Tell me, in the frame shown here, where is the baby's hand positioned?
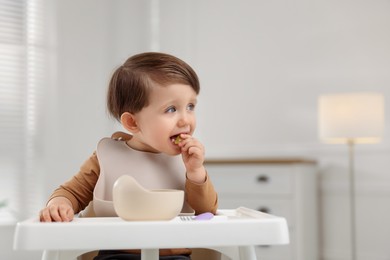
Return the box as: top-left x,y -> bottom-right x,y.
39,197 -> 74,222
175,134 -> 206,183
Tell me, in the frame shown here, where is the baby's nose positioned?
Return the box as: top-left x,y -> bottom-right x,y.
177,113 -> 190,127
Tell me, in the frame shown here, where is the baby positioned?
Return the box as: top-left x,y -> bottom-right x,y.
39,52 -> 218,260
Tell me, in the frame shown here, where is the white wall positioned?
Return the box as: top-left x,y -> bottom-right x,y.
5,1 -> 390,259
159,3 -> 390,258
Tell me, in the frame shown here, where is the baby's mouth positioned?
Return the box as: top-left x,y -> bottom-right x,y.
170,134 -> 182,145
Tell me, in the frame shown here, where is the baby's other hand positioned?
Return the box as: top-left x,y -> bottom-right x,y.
39,197 -> 74,222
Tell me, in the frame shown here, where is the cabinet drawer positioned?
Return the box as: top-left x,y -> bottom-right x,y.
217,197 -> 294,227
207,165 -> 293,195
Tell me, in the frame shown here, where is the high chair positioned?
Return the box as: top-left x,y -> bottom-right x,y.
14,207 -> 289,260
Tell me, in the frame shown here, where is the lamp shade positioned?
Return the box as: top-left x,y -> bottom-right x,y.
318,93 -> 384,144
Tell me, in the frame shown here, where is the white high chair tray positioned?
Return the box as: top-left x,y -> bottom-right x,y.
13,207 -> 289,260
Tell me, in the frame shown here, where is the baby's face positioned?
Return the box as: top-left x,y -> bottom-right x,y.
128,83 -> 197,155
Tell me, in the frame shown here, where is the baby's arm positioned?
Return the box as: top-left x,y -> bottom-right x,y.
185,174 -> 218,214
40,197 -> 74,222
39,152 -> 100,222
175,134 -> 218,214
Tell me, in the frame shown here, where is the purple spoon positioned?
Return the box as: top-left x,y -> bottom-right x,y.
194,212 -> 214,220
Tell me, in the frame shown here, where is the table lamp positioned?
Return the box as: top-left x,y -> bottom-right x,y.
318,92 -> 385,260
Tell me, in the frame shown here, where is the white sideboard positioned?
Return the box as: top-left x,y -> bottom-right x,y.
205,158 -> 318,260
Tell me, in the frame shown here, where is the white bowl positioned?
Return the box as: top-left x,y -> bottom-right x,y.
113,175 -> 184,221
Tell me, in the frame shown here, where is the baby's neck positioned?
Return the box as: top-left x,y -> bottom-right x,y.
125,138 -> 160,154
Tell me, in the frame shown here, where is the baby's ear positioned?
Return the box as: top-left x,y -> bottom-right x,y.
120,112 -> 139,133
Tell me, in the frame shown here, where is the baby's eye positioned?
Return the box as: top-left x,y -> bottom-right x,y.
187,103 -> 195,111
166,106 -> 176,113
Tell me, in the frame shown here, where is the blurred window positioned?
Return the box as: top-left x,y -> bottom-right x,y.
0,0 -> 50,221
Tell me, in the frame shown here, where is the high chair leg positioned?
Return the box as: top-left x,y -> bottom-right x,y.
141,249 -> 159,260
238,246 -> 257,260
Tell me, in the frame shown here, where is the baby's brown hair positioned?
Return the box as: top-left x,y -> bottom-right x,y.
107,52 -> 200,121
